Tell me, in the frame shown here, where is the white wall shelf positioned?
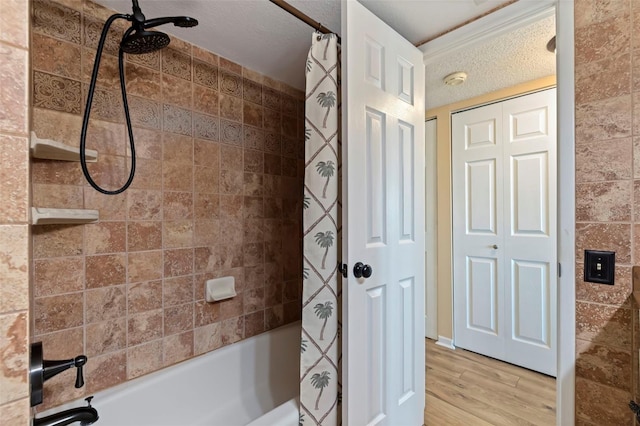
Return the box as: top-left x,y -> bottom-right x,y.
30,132 -> 97,162
31,207 -> 99,225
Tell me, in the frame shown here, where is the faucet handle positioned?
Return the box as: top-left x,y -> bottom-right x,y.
85,396 -> 94,407
74,355 -> 87,388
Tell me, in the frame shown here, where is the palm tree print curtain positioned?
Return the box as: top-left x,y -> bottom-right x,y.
300,32 -> 341,426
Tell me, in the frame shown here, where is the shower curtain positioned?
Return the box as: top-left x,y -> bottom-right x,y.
300,32 -> 341,426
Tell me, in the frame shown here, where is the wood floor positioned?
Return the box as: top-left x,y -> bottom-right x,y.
424,339 -> 556,426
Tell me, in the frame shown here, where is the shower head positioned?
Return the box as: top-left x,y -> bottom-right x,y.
121,1 -> 198,54
121,29 -> 170,54
80,1 -> 199,195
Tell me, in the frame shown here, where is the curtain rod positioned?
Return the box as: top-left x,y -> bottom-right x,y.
268,0 -> 342,44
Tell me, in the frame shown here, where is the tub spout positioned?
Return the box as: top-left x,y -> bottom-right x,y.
34,397 -> 99,426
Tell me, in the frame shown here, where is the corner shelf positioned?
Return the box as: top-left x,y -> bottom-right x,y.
31,207 -> 99,225
30,132 -> 98,162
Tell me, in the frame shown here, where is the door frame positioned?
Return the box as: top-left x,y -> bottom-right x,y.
425,119 -> 438,340
420,1 -> 575,425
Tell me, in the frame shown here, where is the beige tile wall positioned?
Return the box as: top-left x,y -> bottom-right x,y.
30,0 -> 303,410
574,0 -> 639,424
0,0 -> 31,423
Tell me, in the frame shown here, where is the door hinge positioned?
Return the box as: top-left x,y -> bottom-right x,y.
558,262 -> 561,278
338,263 -> 348,278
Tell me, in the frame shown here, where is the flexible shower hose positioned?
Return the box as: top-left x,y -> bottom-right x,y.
80,13 -> 137,195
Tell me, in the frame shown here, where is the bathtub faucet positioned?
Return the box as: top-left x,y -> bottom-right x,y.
32,407 -> 99,426
33,396 -> 99,426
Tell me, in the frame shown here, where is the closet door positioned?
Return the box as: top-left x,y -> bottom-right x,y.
502,89 -> 556,376
452,89 -> 557,376
452,102 -> 506,361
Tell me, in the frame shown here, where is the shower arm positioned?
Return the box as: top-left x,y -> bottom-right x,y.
142,17 -> 187,28
80,13 -> 138,195
131,0 -> 145,23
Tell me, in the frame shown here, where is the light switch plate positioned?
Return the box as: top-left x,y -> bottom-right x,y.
584,250 -> 615,285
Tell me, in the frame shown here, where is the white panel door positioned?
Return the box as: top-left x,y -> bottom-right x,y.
452,103 -> 505,359
452,89 -> 557,376
503,90 -> 557,376
343,1 -> 425,425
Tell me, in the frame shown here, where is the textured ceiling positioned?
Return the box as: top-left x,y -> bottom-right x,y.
425,14 -> 556,110
95,1 -> 555,108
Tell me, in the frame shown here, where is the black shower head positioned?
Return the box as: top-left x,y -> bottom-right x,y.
79,2 -> 199,195
121,29 -> 170,54
122,1 -> 198,54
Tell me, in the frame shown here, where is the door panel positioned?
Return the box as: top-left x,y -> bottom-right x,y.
467,256 -> 498,335
366,285 -> 386,424
466,119 -> 497,149
397,57 -> 414,104
343,1 -> 425,424
508,106 -> 549,142
511,152 -> 548,235
399,121 -> 415,242
453,89 -> 556,376
365,108 -> 387,245
466,159 -> 497,234
511,260 -> 550,346
399,276 -> 415,404
365,37 -> 384,89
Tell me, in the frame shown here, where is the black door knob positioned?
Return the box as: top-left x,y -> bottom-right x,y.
353,262 -> 373,279
362,264 -> 373,278
353,262 -> 364,278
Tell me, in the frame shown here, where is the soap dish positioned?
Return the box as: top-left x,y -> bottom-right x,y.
205,276 -> 236,302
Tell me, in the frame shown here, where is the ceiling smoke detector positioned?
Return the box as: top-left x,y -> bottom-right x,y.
443,71 -> 467,86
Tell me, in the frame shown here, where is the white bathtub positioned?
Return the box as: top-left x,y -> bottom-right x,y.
40,322 -> 300,426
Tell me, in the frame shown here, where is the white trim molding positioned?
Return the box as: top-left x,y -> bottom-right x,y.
420,0 -> 556,65
435,336 -> 455,350
555,1 -> 575,424
425,118 -> 438,340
